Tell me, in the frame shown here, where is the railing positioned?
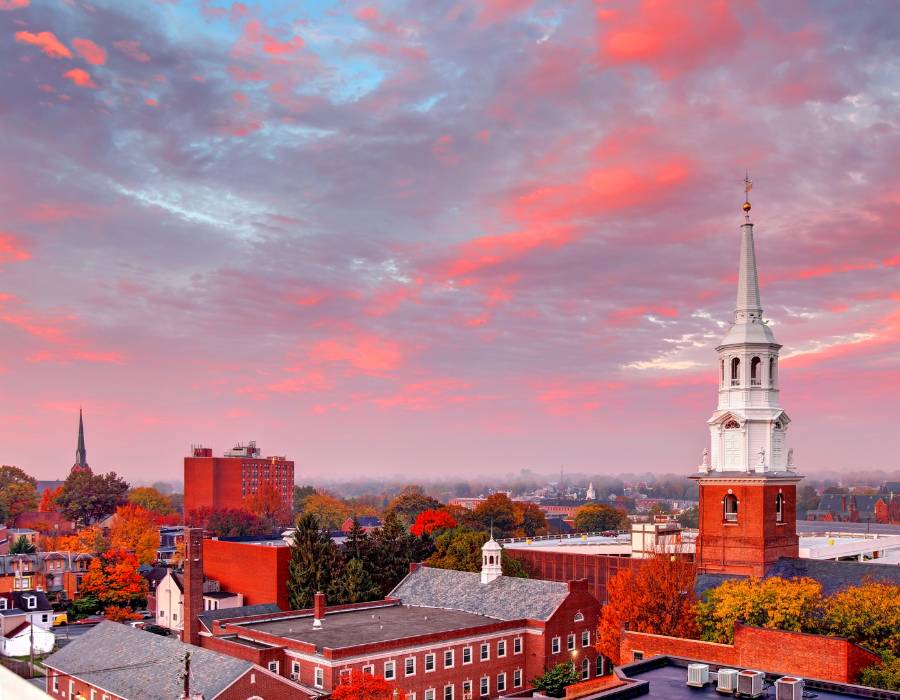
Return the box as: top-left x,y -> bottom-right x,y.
730,379 -> 740,386
724,512 -> 738,523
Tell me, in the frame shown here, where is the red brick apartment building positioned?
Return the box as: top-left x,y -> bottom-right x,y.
184,440 -> 294,515
203,538 -> 292,609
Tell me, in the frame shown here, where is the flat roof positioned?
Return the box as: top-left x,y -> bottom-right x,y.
239,604 -> 505,650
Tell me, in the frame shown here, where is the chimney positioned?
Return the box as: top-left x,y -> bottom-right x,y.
181,528 -> 203,646
567,579 -> 588,594
313,591 -> 325,629
409,562 -> 422,574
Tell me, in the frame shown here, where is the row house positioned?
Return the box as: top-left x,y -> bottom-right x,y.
0,551 -> 94,601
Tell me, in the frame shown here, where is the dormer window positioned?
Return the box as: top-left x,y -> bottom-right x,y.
730,357 -> 741,386
24,595 -> 37,609
0,599 -> 7,610
750,357 -> 761,386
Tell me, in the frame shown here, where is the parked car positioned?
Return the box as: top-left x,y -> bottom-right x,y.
134,609 -> 153,620
72,615 -> 105,625
53,612 -> 69,626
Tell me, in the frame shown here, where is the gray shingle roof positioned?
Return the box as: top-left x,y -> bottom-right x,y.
390,566 -> 569,621
766,557 -> 900,596
43,621 -> 253,700
199,603 -> 281,632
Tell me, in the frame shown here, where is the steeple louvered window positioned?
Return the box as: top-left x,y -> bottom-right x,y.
730,357 -> 741,386
750,357 -> 762,386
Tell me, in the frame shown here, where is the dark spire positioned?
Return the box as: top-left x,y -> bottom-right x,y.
73,408 -> 89,471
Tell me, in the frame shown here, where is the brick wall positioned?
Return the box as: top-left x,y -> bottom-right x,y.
504,550 -> 641,604
46,669 -> 125,700
203,539 -> 290,609
221,667 -> 314,700
620,622 -> 880,683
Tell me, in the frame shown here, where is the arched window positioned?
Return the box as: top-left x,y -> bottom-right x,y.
724,419 -> 740,430
724,494 -> 738,522
750,357 -> 762,386
775,494 -> 784,523
730,357 -> 741,386
581,657 -> 590,680
769,357 -> 776,386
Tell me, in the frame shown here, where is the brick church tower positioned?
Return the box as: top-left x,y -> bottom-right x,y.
691,186 -> 802,577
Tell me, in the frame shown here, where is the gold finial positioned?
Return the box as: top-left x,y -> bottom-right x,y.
743,171 -> 753,214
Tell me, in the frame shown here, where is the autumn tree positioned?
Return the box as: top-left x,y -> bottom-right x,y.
331,671 -> 394,700
80,549 -> 147,608
303,492 -> 352,531
822,581 -> 900,657
411,509 -> 457,537
293,484 -> 317,514
860,654 -> 900,691
472,493 -> 518,537
385,485 -> 441,524
56,525 -> 110,554
104,605 -> 142,623
243,481 -> 292,527
515,501 -> 549,537
128,487 -> 175,516
428,528 -> 528,577
57,470 -> 129,526
0,465 -> 38,522
696,577 -> 824,644
38,486 -> 63,513
598,555 -> 699,664
110,504 -> 162,565
573,504 -> 628,533
187,507 -> 264,537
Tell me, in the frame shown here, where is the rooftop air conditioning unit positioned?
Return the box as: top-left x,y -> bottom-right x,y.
687,664 -> 710,687
737,670 -> 765,698
716,668 -> 739,694
775,677 -> 803,700
290,673 -> 299,681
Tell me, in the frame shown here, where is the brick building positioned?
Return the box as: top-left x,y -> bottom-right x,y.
0,552 -> 93,602
203,538 -> 292,609
184,441 -> 294,516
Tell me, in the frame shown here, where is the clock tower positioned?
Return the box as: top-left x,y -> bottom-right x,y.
691,188 -> 802,577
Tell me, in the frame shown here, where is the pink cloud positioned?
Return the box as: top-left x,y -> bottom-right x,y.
0,0 -> 29,9
71,37 -> 106,65
0,233 -> 30,263
15,31 -> 72,59
242,20 -> 305,55
475,0 -> 535,27
63,68 -> 97,88
114,40 -> 151,63
309,334 -> 404,375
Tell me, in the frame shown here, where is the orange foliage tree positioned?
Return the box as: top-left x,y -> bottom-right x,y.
243,481 -> 292,527
55,525 -> 110,554
411,509 -> 457,537
80,549 -> 147,608
104,605 -> 142,623
110,504 -> 161,565
598,554 -> 699,664
331,671 -> 395,700
38,486 -> 63,512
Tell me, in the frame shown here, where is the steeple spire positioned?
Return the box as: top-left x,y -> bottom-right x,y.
735,174 -> 762,323
72,408 -> 91,474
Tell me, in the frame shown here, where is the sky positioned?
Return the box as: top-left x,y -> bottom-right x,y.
0,0 -> 897,483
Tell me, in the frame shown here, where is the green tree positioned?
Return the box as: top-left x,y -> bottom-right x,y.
0,465 -> 38,522
573,504 -> 628,532
472,493 -> 517,537
796,484 -> 820,518
9,535 -> 36,554
332,518 -> 380,604
287,512 -> 341,609
428,528 -> 527,577
532,663 -> 579,698
386,485 -> 441,524
128,486 -> 174,515
860,653 -> 900,691
368,511 -> 434,596
56,470 -> 130,526
676,506 -> 699,529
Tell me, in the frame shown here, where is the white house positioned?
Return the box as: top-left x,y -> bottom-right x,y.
1,621 -> 55,657
156,570 -> 231,631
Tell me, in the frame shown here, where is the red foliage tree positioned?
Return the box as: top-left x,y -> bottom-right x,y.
331,671 -> 394,700
104,605 -> 141,623
38,486 -> 63,512
243,481 -> 292,526
187,506 -> 265,537
411,508 -> 458,537
80,549 -> 148,608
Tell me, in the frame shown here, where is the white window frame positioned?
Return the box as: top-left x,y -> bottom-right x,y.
497,672 -> 506,692
582,630 -> 590,647
52,675 -> 59,692
497,640 -> 506,658
425,689 -> 436,700
0,599 -> 6,611
581,657 -> 590,680
425,653 -> 436,672
405,656 -> 416,677
444,684 -> 454,700
444,649 -> 455,669
463,646 -> 473,665
513,637 -> 522,655
362,664 -> 375,676
384,660 -> 396,681
567,633 -> 575,651
268,660 -> 279,674
480,676 -> 489,697
514,669 -> 522,688
551,636 -> 561,654
574,612 -> 584,622
463,680 -> 473,699
315,667 -> 324,688
480,643 -> 489,661
406,694 -> 417,700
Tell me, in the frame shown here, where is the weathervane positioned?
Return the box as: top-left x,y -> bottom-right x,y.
743,171 -> 753,221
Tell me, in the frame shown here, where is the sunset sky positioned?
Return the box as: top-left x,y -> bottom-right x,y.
1,0 -> 897,483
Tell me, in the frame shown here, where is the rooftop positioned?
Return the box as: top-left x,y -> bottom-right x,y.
199,603 -> 281,632
238,602 -> 505,651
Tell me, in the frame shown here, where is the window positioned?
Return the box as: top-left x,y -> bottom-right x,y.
406,657 -> 416,676
384,661 -> 396,680
425,689 -> 436,700
497,673 -> 506,692
769,357 -> 776,386
567,633 -> 575,651
513,637 -> 522,655
339,669 -> 351,685
425,653 -> 436,672
480,677 -> 489,697
463,646 -> 473,664
633,651 -> 644,661
551,636 -> 561,654
0,599 -> 6,611
720,359 -> 725,386
91,689 -> 97,700
24,595 -> 36,609
582,630 -> 590,647
574,612 -> 584,623
724,419 -> 740,430
724,494 -> 738,523
268,661 -> 279,673
314,667 -> 324,688
444,649 -> 454,669
362,665 -> 375,676
52,675 -> 59,692
581,658 -> 590,680
596,657 -> 605,676
497,640 -> 506,657
775,493 -> 785,523
406,694 -> 417,700
730,357 -> 740,386
750,356 -> 762,386
69,680 -> 74,698
480,643 -> 490,661
444,685 -> 454,700
514,669 -> 522,688
463,681 -> 473,699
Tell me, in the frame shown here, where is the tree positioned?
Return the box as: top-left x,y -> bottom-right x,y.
243,482 -> 291,527
822,581 -> 900,657
515,502 -> 548,537
0,465 -> 38,522
293,484 -> 317,514
411,509 -> 457,537
796,484 -> 820,517
10,535 -> 35,554
331,671 -> 394,700
428,528 -> 527,577
472,493 -> 517,537
187,507 -> 265,537
55,525 -> 110,553
109,504 -> 161,565
80,549 -> 147,608
696,577 -> 824,644
56,470 -> 129,526
128,487 -> 175,515
104,605 -> 141,623
38,486 -> 63,513
385,485 -> 441,524
287,512 -> 341,609
332,518 -> 380,604
676,506 -> 699,529
573,504 -> 628,532
532,663 -> 579,698
598,555 -> 699,664
860,653 -> 900,691
303,492 -> 352,531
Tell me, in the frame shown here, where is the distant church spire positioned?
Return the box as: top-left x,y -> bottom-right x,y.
72,408 -> 91,474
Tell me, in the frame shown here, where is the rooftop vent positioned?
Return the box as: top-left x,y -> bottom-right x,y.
687,664 -> 709,688
737,670 -> 765,698
715,669 -> 739,694
775,677 -> 803,700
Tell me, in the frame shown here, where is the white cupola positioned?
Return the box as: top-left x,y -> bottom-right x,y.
480,536 -> 503,584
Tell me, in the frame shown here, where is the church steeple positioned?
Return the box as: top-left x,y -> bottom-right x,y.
72,409 -> 91,474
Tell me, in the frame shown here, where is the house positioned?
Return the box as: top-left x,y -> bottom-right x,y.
340,516 -> 382,533
1,621 -> 55,657
44,620 -> 313,700
204,590 -> 243,611
155,570 -> 222,632
807,493 -> 895,524
0,552 -> 94,602
12,512 -> 76,535
0,591 -> 54,630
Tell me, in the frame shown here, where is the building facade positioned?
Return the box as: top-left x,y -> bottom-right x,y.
692,196 -> 801,577
184,441 -> 294,516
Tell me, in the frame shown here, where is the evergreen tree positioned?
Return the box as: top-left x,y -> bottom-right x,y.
10,535 -> 35,554
331,517 -> 379,604
287,512 -> 341,609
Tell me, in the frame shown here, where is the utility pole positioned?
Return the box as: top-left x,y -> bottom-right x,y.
29,615 -> 35,679
182,651 -> 191,699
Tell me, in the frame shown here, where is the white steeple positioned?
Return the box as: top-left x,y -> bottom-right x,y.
586,482 -> 596,501
701,181 -> 794,475
480,534 -> 503,584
